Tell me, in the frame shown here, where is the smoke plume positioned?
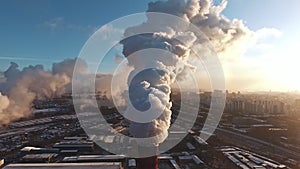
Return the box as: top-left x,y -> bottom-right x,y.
148,0 -> 251,53
121,0 -> 251,146
0,59 -> 87,125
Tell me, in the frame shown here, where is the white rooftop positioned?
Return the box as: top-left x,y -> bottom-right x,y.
4,162 -> 121,169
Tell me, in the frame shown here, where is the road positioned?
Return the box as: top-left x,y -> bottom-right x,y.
215,127 -> 300,160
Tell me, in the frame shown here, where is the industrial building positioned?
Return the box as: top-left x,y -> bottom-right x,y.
4,162 -> 122,169
53,137 -> 94,152
220,146 -> 288,169
21,153 -> 58,163
20,146 -> 60,154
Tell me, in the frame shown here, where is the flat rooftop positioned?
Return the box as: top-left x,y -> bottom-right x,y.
4,162 -> 121,169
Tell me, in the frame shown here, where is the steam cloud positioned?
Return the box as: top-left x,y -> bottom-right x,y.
148,0 -> 251,55
121,0 -> 251,146
0,59 -> 87,125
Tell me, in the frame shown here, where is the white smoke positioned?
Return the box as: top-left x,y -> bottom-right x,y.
121,0 -> 252,146
122,32 -> 197,146
95,73 -> 114,101
0,59 -> 88,125
0,93 -> 9,113
148,0 -> 251,58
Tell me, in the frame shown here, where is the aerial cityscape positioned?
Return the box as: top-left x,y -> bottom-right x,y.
0,91 -> 299,168
0,0 -> 300,169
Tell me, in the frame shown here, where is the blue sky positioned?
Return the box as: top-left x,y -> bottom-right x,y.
0,0 -> 152,71
223,0 -> 300,52
0,0 -> 300,90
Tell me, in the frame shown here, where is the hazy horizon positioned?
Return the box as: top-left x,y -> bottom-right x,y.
1,0 -> 300,91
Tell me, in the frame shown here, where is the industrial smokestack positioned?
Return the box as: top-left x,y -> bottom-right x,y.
119,0 -> 251,167
136,146 -> 158,169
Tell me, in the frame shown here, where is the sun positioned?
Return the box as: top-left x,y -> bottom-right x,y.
264,51 -> 300,91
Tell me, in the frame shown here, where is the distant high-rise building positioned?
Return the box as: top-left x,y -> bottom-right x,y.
225,92 -> 286,115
